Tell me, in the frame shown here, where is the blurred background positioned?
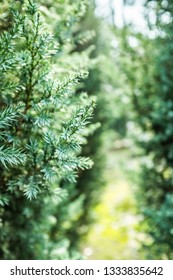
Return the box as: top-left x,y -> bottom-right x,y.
78,0 -> 173,260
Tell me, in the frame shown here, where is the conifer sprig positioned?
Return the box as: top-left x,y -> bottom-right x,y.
0,146 -> 26,168
0,0 -> 96,260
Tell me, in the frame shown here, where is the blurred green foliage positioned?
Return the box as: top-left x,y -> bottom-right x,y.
115,0 -> 173,259
73,0 -> 130,247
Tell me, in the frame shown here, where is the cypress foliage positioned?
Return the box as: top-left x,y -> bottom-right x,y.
0,0 -> 95,259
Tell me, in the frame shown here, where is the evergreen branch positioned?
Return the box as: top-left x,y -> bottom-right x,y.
23,183 -> 40,200
56,71 -> 89,96
0,146 -> 26,168
0,103 -> 24,129
41,165 -> 57,181
58,155 -> 93,171
61,100 -> 96,141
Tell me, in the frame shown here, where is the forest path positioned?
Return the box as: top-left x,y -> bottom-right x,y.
81,146 -> 144,259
